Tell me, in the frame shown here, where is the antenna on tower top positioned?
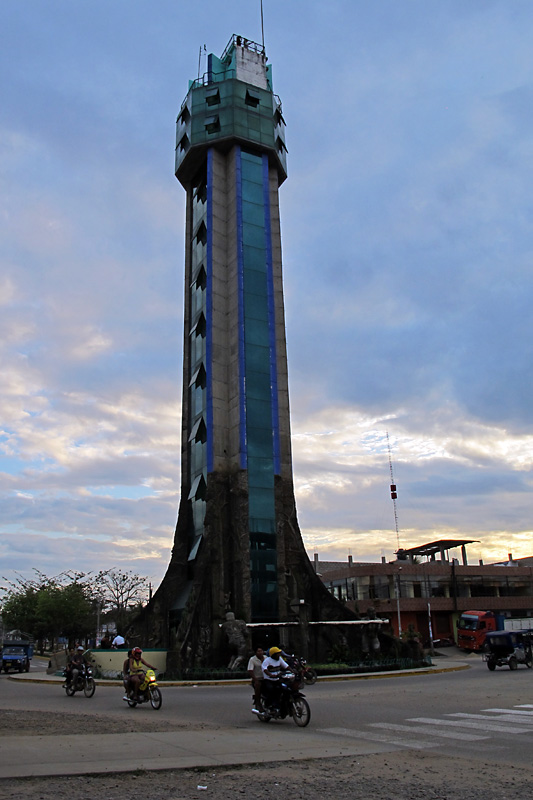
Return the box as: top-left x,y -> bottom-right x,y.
386,431 -> 401,551
260,0 -> 265,53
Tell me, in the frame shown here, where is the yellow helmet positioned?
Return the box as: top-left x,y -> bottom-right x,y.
269,646 -> 282,655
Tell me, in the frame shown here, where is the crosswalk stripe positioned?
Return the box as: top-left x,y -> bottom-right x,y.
449,712 -> 533,727
320,727 -> 435,749
482,707 -> 533,716
370,722 -> 487,741
407,717 -> 529,734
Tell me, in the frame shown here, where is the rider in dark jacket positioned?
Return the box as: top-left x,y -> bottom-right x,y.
64,646 -> 87,687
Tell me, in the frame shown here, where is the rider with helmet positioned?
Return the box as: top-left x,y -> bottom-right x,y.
64,645 -> 87,688
126,647 -> 156,701
261,646 -> 289,711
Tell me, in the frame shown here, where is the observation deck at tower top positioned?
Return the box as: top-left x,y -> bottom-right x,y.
175,34 -> 287,186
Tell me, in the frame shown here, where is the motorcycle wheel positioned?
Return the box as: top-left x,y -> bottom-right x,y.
487,660 -> 496,671
150,687 -> 162,710
303,668 -> 317,685
84,678 -> 96,698
65,684 -> 76,696
291,697 -> 310,727
509,657 -> 518,670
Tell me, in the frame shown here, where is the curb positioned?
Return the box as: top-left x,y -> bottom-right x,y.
9,662 -> 470,686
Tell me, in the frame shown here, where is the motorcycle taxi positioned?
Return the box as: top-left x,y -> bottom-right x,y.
482,629 -> 533,671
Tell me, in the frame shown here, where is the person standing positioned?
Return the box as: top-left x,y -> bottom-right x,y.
247,646 -> 265,711
112,633 -> 126,649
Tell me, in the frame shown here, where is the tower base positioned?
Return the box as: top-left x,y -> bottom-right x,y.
134,472 -> 360,668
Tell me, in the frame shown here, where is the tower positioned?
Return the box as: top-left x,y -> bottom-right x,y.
147,35 -> 353,666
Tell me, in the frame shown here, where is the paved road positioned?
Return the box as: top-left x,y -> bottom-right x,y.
2,652 -> 533,777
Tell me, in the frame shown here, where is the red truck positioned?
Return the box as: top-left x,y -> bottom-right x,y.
457,610 -> 533,652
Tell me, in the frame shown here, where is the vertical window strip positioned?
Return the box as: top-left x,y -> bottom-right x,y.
262,154 -> 281,475
206,148 -> 214,473
235,146 -> 247,470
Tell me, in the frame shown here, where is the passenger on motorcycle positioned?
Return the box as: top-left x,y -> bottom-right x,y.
126,647 -> 156,701
261,646 -> 288,711
64,646 -> 87,688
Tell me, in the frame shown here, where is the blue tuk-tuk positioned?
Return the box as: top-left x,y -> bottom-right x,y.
482,629 -> 533,671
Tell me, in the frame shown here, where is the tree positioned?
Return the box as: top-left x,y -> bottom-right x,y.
1,570 -> 97,650
94,570 -> 149,634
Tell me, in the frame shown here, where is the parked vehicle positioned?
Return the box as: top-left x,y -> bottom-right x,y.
63,663 -> 96,697
2,646 -> 31,673
252,672 -> 310,727
457,610 -> 533,652
482,630 -> 533,671
123,668 -> 162,709
1,631 -> 34,673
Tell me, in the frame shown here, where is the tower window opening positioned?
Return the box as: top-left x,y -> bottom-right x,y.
189,363 -> 207,389
189,417 -> 207,444
245,89 -> 260,108
276,136 -> 287,154
205,87 -> 220,106
194,265 -> 207,291
195,221 -> 207,246
177,106 -> 190,125
204,115 -> 220,134
194,180 -> 207,204
274,107 -> 285,126
190,312 -> 206,338
178,133 -> 190,152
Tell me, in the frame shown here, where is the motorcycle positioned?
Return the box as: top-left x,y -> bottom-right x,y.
63,663 -> 96,698
123,668 -> 162,710
289,655 -> 318,686
252,672 -> 310,727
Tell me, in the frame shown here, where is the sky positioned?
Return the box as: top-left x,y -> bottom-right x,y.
1,0 -> 533,589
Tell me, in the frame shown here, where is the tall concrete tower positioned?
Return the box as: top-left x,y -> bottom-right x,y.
148,35 -> 353,666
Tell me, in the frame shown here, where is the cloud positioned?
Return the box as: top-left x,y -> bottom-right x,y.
1,0 -> 533,586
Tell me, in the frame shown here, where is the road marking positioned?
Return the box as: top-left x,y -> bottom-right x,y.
482,707 -> 533,716
370,722 -> 487,741
408,717 -> 530,734
516,704 -> 533,709
320,728 -> 435,749
449,712 -> 533,727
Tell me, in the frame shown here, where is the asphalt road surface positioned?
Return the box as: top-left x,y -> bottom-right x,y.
2,653 -> 533,763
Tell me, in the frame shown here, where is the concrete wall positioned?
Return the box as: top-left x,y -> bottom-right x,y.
89,649 -> 167,677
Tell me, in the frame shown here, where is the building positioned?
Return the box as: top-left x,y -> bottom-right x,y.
317,541 -> 533,642
143,35 -> 353,666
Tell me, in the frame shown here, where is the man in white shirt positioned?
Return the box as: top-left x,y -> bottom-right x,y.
247,646 -> 265,710
261,646 -> 288,711
112,634 -> 126,648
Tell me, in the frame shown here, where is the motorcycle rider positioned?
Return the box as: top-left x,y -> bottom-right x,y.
261,646 -> 288,712
64,646 -> 87,688
126,647 -> 156,701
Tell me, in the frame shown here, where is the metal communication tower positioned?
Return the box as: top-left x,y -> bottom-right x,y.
386,431 -> 400,551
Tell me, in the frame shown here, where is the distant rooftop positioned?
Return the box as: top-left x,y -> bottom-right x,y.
396,539 -> 478,562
